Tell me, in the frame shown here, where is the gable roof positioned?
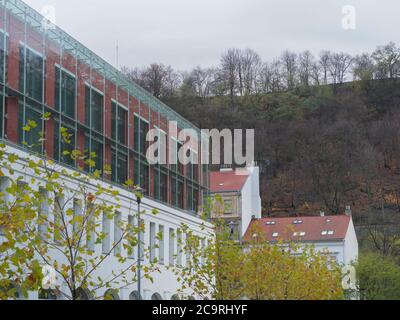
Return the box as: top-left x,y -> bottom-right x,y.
243,215 -> 351,243
210,170 -> 250,192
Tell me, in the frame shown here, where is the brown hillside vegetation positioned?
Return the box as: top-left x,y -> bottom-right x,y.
164,80 -> 400,233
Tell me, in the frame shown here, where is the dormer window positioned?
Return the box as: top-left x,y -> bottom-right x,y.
293,232 -> 305,237
266,221 -> 276,225
272,232 -> 279,238
293,220 -> 303,225
321,230 -> 334,236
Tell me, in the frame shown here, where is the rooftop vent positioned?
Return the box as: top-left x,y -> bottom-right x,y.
320,211 -> 325,217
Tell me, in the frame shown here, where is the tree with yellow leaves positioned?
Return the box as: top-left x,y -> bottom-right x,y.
0,115 -> 158,300
242,224 -> 344,300
174,196 -> 344,300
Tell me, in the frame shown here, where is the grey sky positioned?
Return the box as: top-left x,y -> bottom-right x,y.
23,0 -> 400,71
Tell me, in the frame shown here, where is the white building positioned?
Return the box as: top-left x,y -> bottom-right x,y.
243,211 -> 358,267
0,145 -> 213,300
209,166 -> 262,240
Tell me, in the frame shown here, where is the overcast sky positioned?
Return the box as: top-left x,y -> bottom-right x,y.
23,0 -> 400,71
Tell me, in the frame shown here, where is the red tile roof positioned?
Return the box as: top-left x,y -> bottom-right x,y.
243,215 -> 351,243
210,170 -> 250,192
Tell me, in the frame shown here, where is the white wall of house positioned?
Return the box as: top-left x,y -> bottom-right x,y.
307,241 -> 346,265
239,166 -> 262,237
0,145 -> 214,300
289,219 -> 358,268
343,217 -> 359,265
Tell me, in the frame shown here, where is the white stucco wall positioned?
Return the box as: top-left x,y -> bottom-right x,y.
239,166 -> 262,237
343,217 -> 359,265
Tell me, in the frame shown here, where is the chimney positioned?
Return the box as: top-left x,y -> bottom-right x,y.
345,206 -> 352,216
251,215 -> 256,220
320,211 -> 325,217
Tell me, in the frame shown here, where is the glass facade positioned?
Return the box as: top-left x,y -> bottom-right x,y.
0,0 -> 209,213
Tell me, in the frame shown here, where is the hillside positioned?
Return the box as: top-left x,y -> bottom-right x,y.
163,79 -> 400,232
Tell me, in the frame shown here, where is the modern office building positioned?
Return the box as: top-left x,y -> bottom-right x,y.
0,0 -> 212,299
0,0 -> 209,211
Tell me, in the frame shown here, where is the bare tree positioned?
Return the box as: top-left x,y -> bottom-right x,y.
220,49 -> 241,97
258,62 -> 273,93
310,62 -> 321,86
353,53 -> 376,81
122,64 -> 181,98
240,48 -> 262,95
319,51 -> 332,85
328,52 -> 353,84
372,42 -> 400,79
186,66 -> 216,98
280,50 -> 298,90
298,50 -> 314,86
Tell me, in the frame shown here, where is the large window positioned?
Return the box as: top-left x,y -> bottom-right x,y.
111,149 -> 128,185
112,102 -> 128,145
170,174 -> 177,207
185,185 -> 199,212
19,46 -> 43,102
18,102 -> 43,153
193,188 -> 199,213
154,167 -> 168,203
0,32 -> 7,84
134,158 -> 140,186
54,121 -> 75,167
187,183 -> 193,212
0,94 -> 3,138
177,180 -> 184,209
55,66 -> 76,118
187,150 -> 198,181
134,115 -> 149,155
160,171 -> 168,203
84,135 -> 103,174
85,86 -> 103,133
134,158 -> 149,194
177,141 -> 184,175
140,162 -> 149,194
